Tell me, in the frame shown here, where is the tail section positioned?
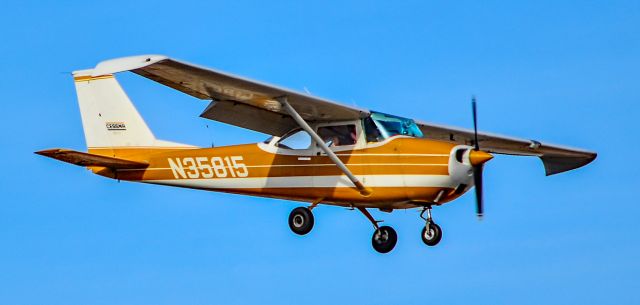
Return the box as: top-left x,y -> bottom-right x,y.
36,67 -> 194,173
72,70 -> 190,152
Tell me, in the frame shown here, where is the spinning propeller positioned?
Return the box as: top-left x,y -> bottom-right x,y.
470,96 -> 492,219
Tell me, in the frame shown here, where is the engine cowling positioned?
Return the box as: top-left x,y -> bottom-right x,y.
448,145 -> 493,188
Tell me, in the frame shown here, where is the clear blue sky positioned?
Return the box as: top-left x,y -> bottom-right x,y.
1,1 -> 638,304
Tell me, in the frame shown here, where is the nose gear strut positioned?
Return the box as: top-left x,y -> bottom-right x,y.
420,206 -> 443,246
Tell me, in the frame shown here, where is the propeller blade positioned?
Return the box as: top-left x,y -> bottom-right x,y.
473,164 -> 484,219
472,96 -> 479,150
471,96 -> 483,219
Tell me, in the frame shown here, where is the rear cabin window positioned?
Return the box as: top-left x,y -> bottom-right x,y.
317,125 -> 357,147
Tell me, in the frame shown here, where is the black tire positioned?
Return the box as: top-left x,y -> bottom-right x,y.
288,207 -> 314,235
421,223 -> 442,246
371,226 -> 397,253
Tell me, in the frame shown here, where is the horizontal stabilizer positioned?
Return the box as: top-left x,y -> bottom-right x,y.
35,149 -> 148,169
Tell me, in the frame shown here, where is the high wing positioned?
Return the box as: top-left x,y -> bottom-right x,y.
89,55 -> 595,175
417,121 -> 596,175
91,55 -> 369,136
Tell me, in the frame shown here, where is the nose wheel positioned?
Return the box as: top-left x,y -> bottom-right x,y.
420,207 -> 443,246
288,206 -> 314,235
421,223 -> 442,246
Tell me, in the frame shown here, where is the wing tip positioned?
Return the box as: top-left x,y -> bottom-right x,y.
542,151 -> 597,176
91,54 -> 169,76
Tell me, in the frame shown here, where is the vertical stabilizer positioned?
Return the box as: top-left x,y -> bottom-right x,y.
73,70 -> 156,148
72,70 -> 191,152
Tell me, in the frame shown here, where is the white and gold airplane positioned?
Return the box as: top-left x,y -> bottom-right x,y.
37,55 -> 596,253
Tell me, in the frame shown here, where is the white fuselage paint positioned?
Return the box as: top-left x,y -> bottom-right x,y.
144,174 -> 457,190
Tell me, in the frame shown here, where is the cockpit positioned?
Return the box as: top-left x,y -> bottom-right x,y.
265,111 -> 423,151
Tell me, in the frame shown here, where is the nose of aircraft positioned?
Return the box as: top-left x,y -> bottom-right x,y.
469,150 -> 494,166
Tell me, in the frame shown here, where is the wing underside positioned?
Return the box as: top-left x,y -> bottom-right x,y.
91,55 -> 368,136
417,121 -> 596,175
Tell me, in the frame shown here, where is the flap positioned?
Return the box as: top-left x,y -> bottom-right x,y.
199,100 -> 298,136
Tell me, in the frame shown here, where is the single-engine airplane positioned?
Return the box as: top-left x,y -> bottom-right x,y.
37,55 -> 596,253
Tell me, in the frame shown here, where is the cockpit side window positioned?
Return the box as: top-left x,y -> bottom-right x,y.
317,124 -> 357,147
363,117 -> 383,142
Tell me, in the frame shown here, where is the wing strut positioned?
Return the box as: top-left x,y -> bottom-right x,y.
277,96 -> 372,197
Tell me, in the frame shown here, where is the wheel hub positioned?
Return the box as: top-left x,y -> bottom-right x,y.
288,207 -> 314,235
374,231 -> 389,243
371,226 -> 397,253
424,227 -> 435,240
293,214 -> 304,227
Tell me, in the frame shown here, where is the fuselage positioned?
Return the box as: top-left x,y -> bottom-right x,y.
88,136 -> 479,209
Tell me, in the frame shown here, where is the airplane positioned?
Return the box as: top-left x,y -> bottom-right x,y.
36,55 -> 596,253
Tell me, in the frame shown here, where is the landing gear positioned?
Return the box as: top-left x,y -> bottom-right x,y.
289,204 -> 445,253
288,207 -> 314,235
357,207 -> 397,253
420,206 -> 443,246
372,226 -> 397,253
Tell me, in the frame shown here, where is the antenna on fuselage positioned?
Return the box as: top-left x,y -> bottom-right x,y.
205,124 -> 215,148
303,87 -> 312,95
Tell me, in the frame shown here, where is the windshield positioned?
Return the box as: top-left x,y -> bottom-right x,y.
370,112 -> 423,139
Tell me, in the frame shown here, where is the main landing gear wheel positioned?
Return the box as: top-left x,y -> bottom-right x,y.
372,226 -> 397,253
288,207 -> 314,235
421,223 -> 442,246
